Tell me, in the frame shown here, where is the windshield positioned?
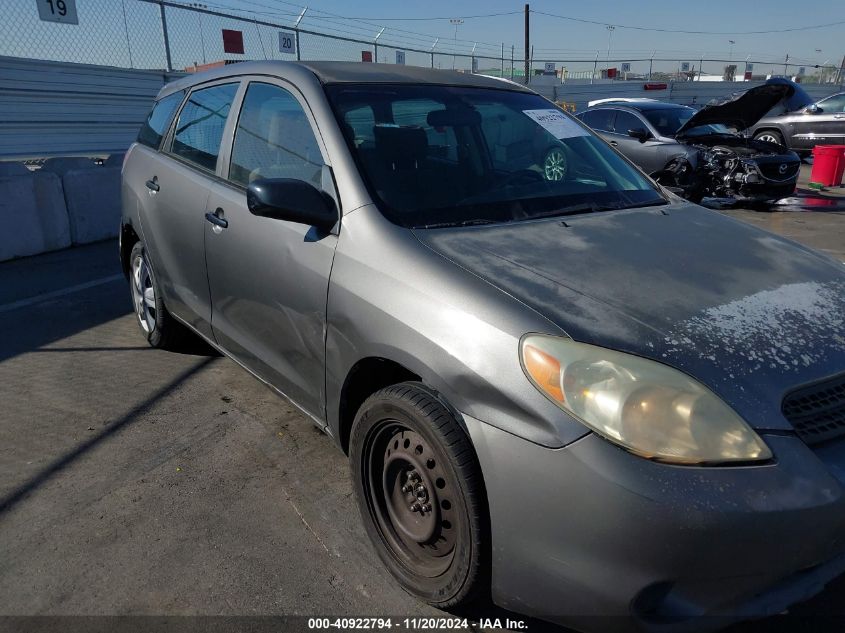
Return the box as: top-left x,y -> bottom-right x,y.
642,107 -> 731,137
326,84 -> 665,228
818,93 -> 845,113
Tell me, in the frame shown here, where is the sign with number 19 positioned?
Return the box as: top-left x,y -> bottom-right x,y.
37,0 -> 79,24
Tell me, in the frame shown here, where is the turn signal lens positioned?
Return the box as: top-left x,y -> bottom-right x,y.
523,344 -> 564,403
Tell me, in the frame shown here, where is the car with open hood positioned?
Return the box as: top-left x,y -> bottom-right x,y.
746,85 -> 845,155
576,79 -> 802,202
121,61 -> 845,632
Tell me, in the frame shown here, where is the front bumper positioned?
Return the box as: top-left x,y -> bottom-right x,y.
463,414 -> 845,632
731,159 -> 800,201
733,181 -> 797,202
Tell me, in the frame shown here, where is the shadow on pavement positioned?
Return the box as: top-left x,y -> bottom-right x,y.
0,356 -> 217,516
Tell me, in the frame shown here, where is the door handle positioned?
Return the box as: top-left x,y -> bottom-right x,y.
145,178 -> 160,192
205,209 -> 228,229
609,140 -> 619,147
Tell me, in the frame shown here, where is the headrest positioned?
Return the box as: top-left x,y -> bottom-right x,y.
374,125 -> 428,165
427,108 -> 481,127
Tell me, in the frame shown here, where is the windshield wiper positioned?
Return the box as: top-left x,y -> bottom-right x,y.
525,198 -> 667,221
524,202 -> 615,221
421,218 -> 501,229
614,198 -> 668,211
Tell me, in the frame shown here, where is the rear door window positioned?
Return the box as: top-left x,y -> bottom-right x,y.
137,90 -> 185,149
170,83 -> 239,172
580,109 -> 615,132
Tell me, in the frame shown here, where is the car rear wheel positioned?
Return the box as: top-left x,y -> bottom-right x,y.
129,241 -> 194,350
754,130 -> 784,147
350,382 -> 488,607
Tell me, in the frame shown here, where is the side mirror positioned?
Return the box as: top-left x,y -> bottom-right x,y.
247,178 -> 337,232
806,104 -> 822,114
628,128 -> 651,143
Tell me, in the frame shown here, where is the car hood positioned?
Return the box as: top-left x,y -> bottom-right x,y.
677,78 -> 811,135
412,203 -> 845,431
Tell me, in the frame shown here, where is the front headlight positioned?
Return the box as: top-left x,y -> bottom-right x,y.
521,334 -> 772,465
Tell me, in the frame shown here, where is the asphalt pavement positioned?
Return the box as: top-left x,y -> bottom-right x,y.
1,203 -> 844,632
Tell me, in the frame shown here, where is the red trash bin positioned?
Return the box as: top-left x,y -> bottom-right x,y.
810,145 -> 845,187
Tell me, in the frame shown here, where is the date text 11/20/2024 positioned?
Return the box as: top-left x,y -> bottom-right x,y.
307,618 -> 528,630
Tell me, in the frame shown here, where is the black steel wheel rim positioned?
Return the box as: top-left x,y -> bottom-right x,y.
364,420 -> 458,578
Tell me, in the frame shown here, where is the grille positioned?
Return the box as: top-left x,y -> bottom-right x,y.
758,161 -> 800,181
782,373 -> 845,446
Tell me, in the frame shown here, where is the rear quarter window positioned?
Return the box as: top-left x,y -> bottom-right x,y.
137,90 -> 185,149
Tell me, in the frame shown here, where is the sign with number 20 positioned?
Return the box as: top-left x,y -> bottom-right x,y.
279,30 -> 296,55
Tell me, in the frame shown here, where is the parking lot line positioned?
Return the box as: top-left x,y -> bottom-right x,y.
0,273 -> 124,314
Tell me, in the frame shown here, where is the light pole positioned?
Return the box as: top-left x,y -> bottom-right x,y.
605,25 -> 615,66
189,2 -> 208,65
728,40 -> 735,61
449,18 -> 464,70
821,57 -> 831,83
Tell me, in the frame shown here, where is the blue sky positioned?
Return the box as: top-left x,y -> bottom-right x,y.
225,0 -> 844,65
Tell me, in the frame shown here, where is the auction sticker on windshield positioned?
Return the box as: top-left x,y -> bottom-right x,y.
523,109 -> 590,139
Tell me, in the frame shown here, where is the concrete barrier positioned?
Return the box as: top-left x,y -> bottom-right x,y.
62,167 -> 121,245
41,156 -> 96,176
103,152 -> 125,167
0,162 -> 30,176
0,171 -> 71,261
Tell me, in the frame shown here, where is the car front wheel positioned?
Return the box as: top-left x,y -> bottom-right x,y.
754,130 -> 785,147
350,382 -> 488,607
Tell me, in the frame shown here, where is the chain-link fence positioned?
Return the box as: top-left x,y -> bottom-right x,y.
0,0 -> 842,86
0,0 -> 520,75
523,57 -> 843,86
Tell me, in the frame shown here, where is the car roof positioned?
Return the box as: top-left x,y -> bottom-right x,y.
159,60 -> 533,99
588,100 -> 691,112
587,101 -> 690,112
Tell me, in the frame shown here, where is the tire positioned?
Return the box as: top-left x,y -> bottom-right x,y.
753,130 -> 785,147
128,241 -> 194,350
350,382 -> 488,608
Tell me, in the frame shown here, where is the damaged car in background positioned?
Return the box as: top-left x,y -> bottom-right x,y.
577,78 -> 802,202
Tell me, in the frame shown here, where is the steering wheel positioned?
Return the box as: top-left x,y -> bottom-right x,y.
498,169 -> 545,188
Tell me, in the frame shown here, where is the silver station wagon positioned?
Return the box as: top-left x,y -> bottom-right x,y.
121,61 -> 845,632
